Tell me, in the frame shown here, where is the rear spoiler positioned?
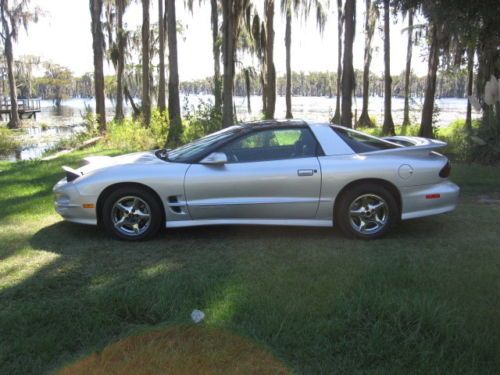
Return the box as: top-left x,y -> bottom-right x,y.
62,166 -> 82,182
366,136 -> 447,156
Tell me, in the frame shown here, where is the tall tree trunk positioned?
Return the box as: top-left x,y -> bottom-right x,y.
157,0 -> 166,112
465,45 -> 474,132
4,35 -> 19,128
340,0 -> 355,128
402,9 -> 413,128
332,0 -> 343,123
419,24 -> 439,138
142,0 -> 151,126
90,0 -> 106,133
358,0 -> 376,128
260,71 -> 267,115
381,0 -> 394,135
285,7 -> 292,119
222,0 -> 235,127
211,0 -> 222,113
115,0 -> 125,121
244,69 -> 251,113
264,0 -> 276,119
166,0 -> 182,145
124,84 -> 140,117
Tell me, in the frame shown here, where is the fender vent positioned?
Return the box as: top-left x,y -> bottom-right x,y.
167,196 -> 186,214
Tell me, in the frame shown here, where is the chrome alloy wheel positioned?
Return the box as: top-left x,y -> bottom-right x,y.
111,196 -> 152,237
348,194 -> 389,235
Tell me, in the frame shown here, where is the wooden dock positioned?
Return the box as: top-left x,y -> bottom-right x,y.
0,98 -> 41,120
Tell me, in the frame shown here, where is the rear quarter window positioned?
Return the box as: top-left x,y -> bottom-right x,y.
333,127 -> 400,153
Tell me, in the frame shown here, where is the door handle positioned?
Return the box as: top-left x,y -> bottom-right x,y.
297,169 -> 316,177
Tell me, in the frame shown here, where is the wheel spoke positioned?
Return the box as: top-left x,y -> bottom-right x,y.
358,218 -> 367,232
350,207 -> 365,217
369,201 -> 385,211
135,209 -> 150,219
114,217 -> 126,228
115,202 -> 131,214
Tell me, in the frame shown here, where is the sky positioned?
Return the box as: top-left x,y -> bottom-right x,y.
16,0 -> 429,80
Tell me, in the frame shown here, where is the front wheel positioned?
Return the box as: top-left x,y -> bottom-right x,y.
335,184 -> 399,239
102,187 -> 163,241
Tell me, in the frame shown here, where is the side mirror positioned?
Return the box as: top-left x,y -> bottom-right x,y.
200,152 -> 228,165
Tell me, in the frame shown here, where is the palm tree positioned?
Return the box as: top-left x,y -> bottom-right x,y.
263,0 -> 276,119
357,0 -> 378,128
283,0 -> 293,118
340,0 -> 355,128
381,0 -> 394,135
157,0 -> 166,112
141,0 -> 151,126
90,0 -> 107,132
281,0 -> 326,119
166,0 -> 182,145
210,0 -> 222,112
465,44 -> 474,132
220,0 -> 254,126
331,0 -> 343,124
221,0 -> 235,126
402,8 -> 414,128
0,0 -> 39,129
419,22 -> 439,138
115,0 -> 127,120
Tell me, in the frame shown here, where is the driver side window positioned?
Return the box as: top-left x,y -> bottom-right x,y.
219,128 -> 318,163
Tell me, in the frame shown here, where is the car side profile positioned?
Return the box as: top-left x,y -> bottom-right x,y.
53,120 -> 459,240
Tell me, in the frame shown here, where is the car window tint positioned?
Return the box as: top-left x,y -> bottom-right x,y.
168,125 -> 243,162
332,127 -> 400,153
220,128 -> 318,163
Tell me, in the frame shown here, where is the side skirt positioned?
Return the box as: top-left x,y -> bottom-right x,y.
166,219 -> 333,228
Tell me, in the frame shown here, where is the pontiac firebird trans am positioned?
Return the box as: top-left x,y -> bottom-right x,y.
53,120 -> 459,241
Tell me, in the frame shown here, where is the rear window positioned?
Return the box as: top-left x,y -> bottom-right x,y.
332,127 -> 400,153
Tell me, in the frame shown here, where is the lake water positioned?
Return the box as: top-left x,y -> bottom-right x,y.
2,95 -> 477,161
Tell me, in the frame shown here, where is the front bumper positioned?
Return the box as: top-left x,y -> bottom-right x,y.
400,181 -> 460,220
53,178 -> 98,225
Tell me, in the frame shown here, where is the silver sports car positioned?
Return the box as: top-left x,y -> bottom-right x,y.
53,120 -> 459,240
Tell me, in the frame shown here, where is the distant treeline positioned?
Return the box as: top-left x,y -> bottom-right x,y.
180,69 -> 468,99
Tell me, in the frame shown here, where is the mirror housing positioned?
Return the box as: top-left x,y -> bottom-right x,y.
200,152 -> 228,165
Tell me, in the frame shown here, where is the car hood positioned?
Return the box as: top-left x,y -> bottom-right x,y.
62,151 -> 168,181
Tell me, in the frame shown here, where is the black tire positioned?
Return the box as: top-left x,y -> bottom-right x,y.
335,183 -> 399,239
102,186 -> 163,241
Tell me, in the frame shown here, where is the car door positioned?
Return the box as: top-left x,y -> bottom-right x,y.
184,127 -> 322,220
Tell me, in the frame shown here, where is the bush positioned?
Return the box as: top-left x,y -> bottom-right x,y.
103,109 -> 169,152
182,99 -> 222,143
0,127 -> 20,157
467,121 -> 500,164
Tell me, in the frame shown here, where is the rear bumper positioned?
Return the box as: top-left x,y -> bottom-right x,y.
400,181 -> 459,220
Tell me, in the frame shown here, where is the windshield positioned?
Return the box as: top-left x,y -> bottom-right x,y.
165,125 -> 244,162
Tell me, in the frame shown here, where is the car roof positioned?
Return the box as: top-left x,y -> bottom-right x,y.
240,119 -> 308,129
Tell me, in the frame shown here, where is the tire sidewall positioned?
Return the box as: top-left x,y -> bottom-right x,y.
336,184 -> 399,239
102,187 -> 163,241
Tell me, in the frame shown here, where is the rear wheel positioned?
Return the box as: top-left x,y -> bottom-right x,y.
335,183 -> 399,239
102,187 -> 162,241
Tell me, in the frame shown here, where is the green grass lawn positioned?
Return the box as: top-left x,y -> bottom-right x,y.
1,148 -> 500,374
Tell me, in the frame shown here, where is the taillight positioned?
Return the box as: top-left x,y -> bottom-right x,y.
439,161 -> 451,178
